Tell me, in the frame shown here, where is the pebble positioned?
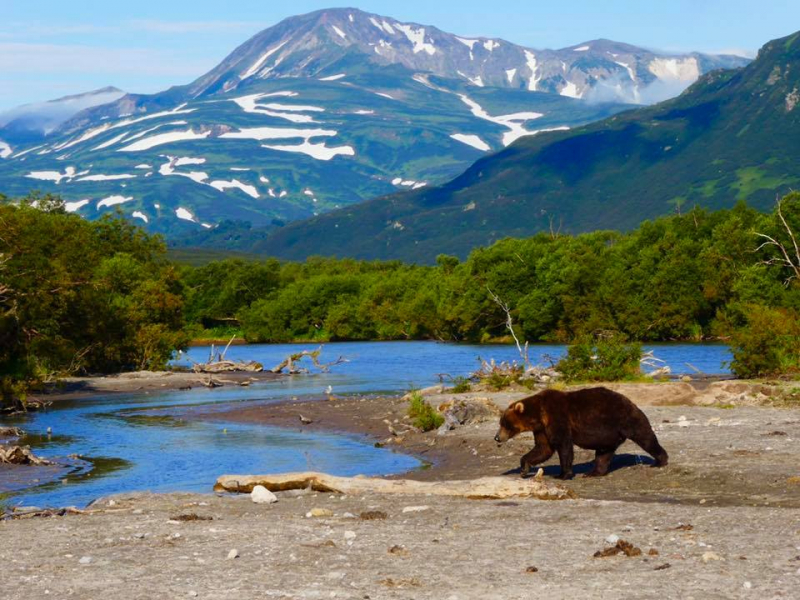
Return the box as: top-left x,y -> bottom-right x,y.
606,534 -> 620,545
132,509 -> 143,515
701,551 -> 723,563
402,506 -> 430,513
79,556 -> 92,565
344,531 -> 356,540
188,592 -> 198,597
307,508 -> 334,518
250,485 -> 278,505
226,548 -> 239,560
342,512 -> 357,519
743,581 -> 752,589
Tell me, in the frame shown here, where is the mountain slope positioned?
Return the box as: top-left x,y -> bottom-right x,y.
0,8 -> 748,235
0,87 -> 125,146
250,30 -> 800,262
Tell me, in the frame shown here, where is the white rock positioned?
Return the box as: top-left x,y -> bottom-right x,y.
605,534 -> 620,545
226,548 -> 239,560
743,581 -> 752,589
344,531 -> 356,540
79,556 -> 92,565
402,505 -> 430,513
701,551 -> 723,563
250,485 -> 278,504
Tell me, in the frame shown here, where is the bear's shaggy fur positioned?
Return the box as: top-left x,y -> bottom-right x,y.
495,387 -> 668,479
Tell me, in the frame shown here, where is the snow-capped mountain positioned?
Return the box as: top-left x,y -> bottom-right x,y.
0,8 -> 750,236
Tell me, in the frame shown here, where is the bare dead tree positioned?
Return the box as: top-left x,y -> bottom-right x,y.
486,286 -> 531,369
754,196 -> 800,286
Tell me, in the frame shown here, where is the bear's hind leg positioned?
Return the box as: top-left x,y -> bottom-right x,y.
630,427 -> 668,467
585,448 -> 617,477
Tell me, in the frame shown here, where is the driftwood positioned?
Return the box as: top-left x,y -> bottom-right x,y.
0,445 -> 51,466
191,360 -> 263,374
270,345 -> 348,374
214,471 -> 574,500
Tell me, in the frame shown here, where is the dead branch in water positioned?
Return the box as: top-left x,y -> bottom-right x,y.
270,345 -> 349,374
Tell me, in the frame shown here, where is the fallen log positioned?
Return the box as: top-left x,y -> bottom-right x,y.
214,471 -> 574,501
191,360 -> 263,374
0,445 -> 51,466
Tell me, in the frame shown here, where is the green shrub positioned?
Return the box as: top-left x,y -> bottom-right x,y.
728,306 -> 800,378
450,377 -> 472,393
407,391 -> 444,431
557,334 -> 642,382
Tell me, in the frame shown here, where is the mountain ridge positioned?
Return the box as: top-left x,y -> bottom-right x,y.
245,29 -> 800,262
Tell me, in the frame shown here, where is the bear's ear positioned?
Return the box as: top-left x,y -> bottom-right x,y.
514,402 -> 525,414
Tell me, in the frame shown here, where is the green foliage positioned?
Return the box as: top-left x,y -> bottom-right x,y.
0,196 -> 188,408
557,335 -> 643,382
727,306 -> 800,378
407,392 -> 444,432
171,195 -> 799,384
450,377 -> 472,393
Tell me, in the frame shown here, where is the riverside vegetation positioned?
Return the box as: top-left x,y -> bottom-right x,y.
2,192 -> 799,409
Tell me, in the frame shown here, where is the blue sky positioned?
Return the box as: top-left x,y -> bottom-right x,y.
1,0 -> 798,111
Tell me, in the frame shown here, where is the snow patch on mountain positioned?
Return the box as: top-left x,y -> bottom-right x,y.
457,94 -> 543,146
241,41 -> 288,80
332,25 -> 347,39
0,141 -> 12,159
132,211 -> 148,223
209,179 -> 260,199
119,129 -> 211,152
648,57 -> 700,81
505,68 -> 517,84
64,199 -> 90,212
483,40 -> 500,52
319,73 -> 346,81
97,195 -> 133,209
77,173 -> 137,182
560,81 -> 581,99
394,24 -> 436,55
450,133 -> 491,151
573,45 -> 590,52
525,51 -> 541,92
261,140 -> 355,161
175,207 -> 197,222
92,132 -> 130,151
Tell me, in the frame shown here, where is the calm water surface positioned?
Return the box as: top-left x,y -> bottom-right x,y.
1,341 -> 730,508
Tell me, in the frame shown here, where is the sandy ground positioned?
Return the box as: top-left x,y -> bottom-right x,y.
37,370 -> 282,401
3,380 -> 800,599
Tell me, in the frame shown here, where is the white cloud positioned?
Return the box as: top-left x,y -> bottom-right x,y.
0,42 -> 214,77
128,20 -> 261,34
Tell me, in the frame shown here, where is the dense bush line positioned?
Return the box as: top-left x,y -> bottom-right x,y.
2,191 -> 799,406
183,195 -> 800,377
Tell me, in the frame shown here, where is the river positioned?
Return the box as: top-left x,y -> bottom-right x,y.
0,341 -> 731,508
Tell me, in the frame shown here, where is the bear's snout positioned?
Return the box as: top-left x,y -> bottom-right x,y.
495,428 -> 509,443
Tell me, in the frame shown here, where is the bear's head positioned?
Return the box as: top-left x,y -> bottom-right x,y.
494,401 -> 533,443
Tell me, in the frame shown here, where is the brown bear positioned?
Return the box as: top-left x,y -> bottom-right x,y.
494,387 -> 668,479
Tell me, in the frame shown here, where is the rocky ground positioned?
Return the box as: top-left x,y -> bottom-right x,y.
2,380 -> 800,599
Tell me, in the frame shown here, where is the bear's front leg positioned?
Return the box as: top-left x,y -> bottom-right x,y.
519,435 -> 554,477
556,441 -> 575,480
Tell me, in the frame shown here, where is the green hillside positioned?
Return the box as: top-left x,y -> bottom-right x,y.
252,31 -> 800,262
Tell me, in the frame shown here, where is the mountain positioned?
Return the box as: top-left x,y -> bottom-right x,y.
0,87 -> 125,147
249,30 -> 800,263
0,8 -> 748,235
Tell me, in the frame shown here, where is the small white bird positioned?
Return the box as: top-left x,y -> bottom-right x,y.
299,414 -> 313,425
325,385 -> 333,396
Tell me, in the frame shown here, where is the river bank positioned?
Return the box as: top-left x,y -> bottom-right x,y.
3,380 -> 800,598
